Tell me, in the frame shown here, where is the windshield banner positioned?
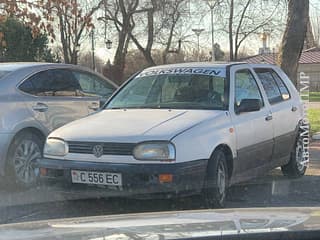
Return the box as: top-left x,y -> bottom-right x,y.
137,67 -> 226,78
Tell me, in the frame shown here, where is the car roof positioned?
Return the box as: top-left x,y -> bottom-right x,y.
144,62 -> 246,70
0,62 -> 118,88
143,62 -> 280,71
0,62 -> 54,71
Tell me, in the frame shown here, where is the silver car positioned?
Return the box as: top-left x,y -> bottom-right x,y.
0,63 -> 117,187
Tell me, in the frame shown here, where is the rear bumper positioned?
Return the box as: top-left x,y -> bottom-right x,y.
36,158 -> 208,197
0,133 -> 14,176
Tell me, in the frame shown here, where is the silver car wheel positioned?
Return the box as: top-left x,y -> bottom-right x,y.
13,140 -> 41,184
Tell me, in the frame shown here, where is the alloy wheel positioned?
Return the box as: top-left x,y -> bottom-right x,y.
13,139 -> 41,184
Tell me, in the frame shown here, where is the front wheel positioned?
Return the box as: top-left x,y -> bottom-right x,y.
203,149 -> 229,208
281,135 -> 307,178
7,132 -> 43,188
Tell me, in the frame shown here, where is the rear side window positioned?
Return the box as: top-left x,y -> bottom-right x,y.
234,69 -> 264,109
19,69 -> 81,96
72,71 -> 115,98
255,68 -> 291,104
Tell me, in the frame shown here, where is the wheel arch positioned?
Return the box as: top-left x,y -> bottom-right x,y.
5,127 -> 46,168
12,127 -> 46,142
210,144 -> 234,180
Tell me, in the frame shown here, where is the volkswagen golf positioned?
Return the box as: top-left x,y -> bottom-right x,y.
37,62 -> 308,207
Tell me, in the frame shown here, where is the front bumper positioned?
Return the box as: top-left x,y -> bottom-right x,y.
36,158 -> 208,197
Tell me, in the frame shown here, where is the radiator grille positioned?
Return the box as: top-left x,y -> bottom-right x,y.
68,141 -> 135,155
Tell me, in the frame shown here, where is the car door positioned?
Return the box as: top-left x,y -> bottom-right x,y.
229,66 -> 274,181
254,67 -> 299,165
71,70 -> 117,113
18,68 -> 91,133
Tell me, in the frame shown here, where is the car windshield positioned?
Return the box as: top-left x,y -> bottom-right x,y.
106,71 -> 227,110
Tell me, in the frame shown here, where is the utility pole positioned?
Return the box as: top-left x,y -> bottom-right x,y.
206,0 -> 218,62
210,6 -> 215,61
192,28 -> 204,62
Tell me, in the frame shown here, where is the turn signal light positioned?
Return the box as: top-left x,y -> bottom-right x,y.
159,174 -> 173,183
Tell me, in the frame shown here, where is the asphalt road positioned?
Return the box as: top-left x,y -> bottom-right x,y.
0,141 -> 319,225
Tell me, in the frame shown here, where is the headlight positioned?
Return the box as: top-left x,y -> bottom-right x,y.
133,142 -> 175,161
44,138 -> 68,157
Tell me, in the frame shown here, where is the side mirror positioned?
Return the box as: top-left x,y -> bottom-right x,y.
236,99 -> 261,114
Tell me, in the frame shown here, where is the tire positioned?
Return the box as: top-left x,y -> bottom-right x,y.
203,149 -> 229,208
281,134 -> 307,178
6,131 -> 44,188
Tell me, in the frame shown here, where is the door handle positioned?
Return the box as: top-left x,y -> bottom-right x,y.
265,114 -> 273,121
88,102 -> 99,111
291,106 -> 297,112
32,103 -> 48,112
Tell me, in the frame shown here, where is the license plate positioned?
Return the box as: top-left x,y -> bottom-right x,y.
71,170 -> 122,186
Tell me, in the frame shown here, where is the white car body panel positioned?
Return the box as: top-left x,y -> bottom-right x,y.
48,109 -> 231,163
49,109 -> 224,143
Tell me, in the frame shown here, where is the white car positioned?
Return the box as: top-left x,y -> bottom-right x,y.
37,62 -> 308,207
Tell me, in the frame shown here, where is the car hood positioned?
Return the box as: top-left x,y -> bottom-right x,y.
50,109 -> 225,142
1,207 -> 320,240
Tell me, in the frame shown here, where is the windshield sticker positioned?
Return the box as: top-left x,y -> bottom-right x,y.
138,67 -> 226,78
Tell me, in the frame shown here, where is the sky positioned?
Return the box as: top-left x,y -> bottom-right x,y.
81,0 -> 320,63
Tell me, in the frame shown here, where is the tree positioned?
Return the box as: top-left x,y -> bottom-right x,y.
218,0 -> 285,60
305,17 -> 316,49
129,0 -> 158,67
211,43 -> 225,61
278,0 -> 309,86
0,18 -> 55,62
38,0 -> 103,64
102,0 -> 139,84
156,0 -> 189,64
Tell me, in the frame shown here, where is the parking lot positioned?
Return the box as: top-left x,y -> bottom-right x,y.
0,140 -> 319,225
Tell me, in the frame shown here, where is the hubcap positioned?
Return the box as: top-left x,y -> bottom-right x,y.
217,161 -> 226,197
295,138 -> 305,172
13,140 -> 41,184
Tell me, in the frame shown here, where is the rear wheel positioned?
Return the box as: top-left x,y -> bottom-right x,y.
7,132 -> 44,188
281,134 -> 307,178
203,149 -> 228,208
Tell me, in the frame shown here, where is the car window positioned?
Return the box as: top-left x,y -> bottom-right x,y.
19,69 -> 80,97
234,69 -> 264,110
271,70 -> 291,100
18,78 -> 34,94
73,71 -> 115,98
255,68 -> 290,104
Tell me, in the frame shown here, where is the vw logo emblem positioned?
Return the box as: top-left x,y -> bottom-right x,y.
92,145 -> 103,158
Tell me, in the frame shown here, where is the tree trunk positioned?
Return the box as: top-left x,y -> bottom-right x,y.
229,0 -> 234,61
58,14 -> 70,64
278,0 -> 309,86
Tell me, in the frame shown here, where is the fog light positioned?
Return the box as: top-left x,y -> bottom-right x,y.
159,174 -> 173,183
40,168 -> 47,176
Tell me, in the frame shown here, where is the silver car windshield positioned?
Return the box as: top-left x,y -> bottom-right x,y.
106,73 -> 227,110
